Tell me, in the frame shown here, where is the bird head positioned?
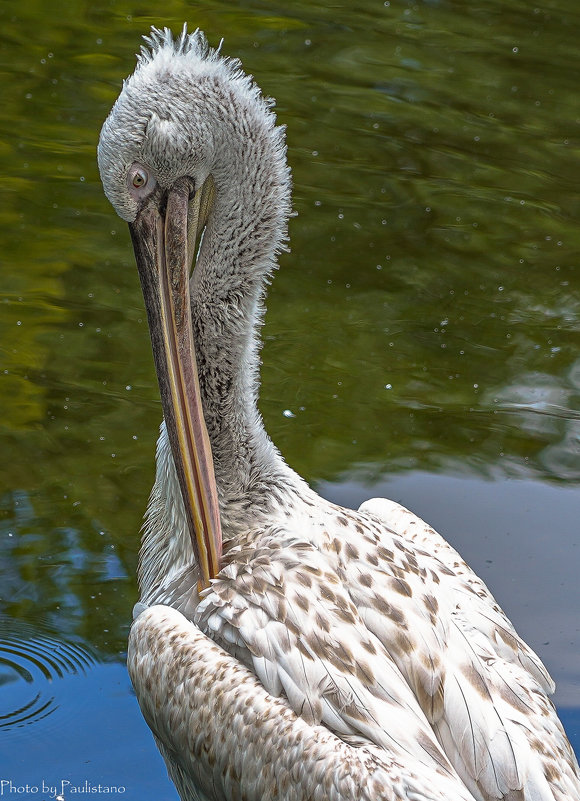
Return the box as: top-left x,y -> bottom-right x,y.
97,26 -> 222,223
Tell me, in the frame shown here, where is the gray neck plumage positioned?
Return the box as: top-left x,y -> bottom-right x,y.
190,92 -> 298,520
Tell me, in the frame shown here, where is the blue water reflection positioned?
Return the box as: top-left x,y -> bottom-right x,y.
0,655 -> 178,800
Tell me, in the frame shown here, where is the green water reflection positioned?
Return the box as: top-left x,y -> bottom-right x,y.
0,0 -> 578,721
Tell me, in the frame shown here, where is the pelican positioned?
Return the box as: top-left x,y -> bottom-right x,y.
97,26 -> 580,801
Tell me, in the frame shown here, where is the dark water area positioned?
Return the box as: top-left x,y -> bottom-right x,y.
0,0 -> 578,797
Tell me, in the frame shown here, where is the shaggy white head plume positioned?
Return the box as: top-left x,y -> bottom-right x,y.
98,25 -> 289,224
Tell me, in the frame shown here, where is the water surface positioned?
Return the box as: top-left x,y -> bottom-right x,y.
0,0 -> 578,797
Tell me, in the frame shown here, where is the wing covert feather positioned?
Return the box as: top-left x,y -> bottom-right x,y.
196,537 -> 463,774
131,498 -> 579,801
129,604 -> 477,801
356,497 -> 580,801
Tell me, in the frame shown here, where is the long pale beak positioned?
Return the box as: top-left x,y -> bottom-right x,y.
129,176 -> 221,589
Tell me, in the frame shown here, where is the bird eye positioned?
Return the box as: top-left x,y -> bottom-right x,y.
132,168 -> 148,188
127,164 -> 156,197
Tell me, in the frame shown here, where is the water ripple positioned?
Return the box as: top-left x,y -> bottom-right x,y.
0,618 -> 98,731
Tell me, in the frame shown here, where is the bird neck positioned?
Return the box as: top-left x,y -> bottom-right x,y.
189,96 -> 298,527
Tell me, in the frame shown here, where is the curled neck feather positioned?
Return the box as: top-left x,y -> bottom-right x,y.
189,82 -> 293,508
